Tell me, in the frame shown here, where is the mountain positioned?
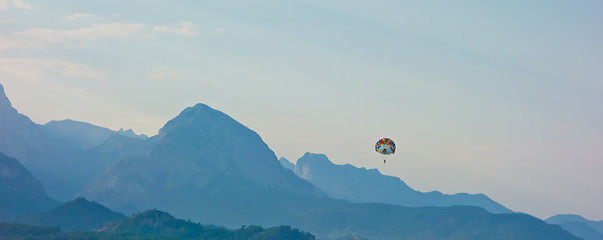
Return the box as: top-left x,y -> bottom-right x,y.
80,103 -> 325,223
292,203 -> 579,240
42,119 -> 117,149
78,133 -> 158,185
0,83 -> 87,200
117,128 -> 148,140
547,214 -> 603,240
79,103 -> 580,239
0,152 -> 59,216
16,197 -> 125,232
279,157 -> 295,171
101,209 -> 315,240
42,120 -> 149,150
292,152 -> 512,214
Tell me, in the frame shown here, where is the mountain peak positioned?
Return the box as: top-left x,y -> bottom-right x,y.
0,83 -> 15,112
299,152 -> 330,164
157,103 -> 237,137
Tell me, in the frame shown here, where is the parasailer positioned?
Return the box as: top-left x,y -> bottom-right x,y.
375,138 -> 395,163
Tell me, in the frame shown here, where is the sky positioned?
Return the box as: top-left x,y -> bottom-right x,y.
1,0 -> 602,220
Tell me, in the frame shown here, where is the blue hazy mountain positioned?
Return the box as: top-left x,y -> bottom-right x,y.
0,83 -> 150,201
42,120 -> 148,150
0,83 -> 89,200
279,157 -> 296,171
16,197 -> 125,232
42,120 -> 116,149
0,152 -> 59,216
80,103 -> 325,222
547,214 -> 603,240
116,128 -> 148,140
291,152 -> 512,214
79,103 -> 579,239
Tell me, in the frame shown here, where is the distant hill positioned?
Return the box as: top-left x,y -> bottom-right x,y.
0,83 -> 89,201
42,119 -> 148,150
102,209 -> 315,240
292,152 -> 512,214
0,152 -> 59,216
0,83 -> 154,201
279,157 -> 295,171
547,214 -> 603,240
42,119 -> 117,149
17,197 -> 124,232
42,119 -> 148,148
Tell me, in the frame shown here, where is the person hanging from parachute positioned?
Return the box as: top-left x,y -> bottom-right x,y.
375,138 -> 396,163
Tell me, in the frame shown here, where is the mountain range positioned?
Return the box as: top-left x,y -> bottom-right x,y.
42,119 -> 147,149
0,83 -> 151,201
0,84 -> 84,201
79,103 -> 326,225
0,82 -> 585,239
283,153 -> 512,214
546,214 -> 603,240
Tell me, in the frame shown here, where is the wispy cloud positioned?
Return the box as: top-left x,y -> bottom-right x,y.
0,22 -> 144,50
0,58 -> 103,79
0,0 -> 9,10
0,0 -> 31,10
153,22 -> 195,36
64,13 -> 98,21
20,22 -> 144,39
12,0 -> 31,9
147,67 -> 186,80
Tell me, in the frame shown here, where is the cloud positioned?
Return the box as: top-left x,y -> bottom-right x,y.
0,22 -> 144,50
12,0 -> 31,9
153,22 -> 195,36
64,13 -> 97,21
0,0 -> 31,10
20,22 -> 144,39
0,58 -> 103,79
147,67 -> 186,80
0,1 -> 9,10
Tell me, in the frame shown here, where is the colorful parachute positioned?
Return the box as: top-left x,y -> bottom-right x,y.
375,138 -> 396,155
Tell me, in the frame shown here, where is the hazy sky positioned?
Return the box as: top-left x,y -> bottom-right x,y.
1,0 -> 602,220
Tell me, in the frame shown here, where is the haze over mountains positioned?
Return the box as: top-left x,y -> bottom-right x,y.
0,83 -> 152,201
0,152 -> 59,216
0,84 -> 83,200
42,119 -> 147,149
546,214 -> 603,240
0,82 -> 588,239
79,103 -> 327,224
283,153 -> 512,214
